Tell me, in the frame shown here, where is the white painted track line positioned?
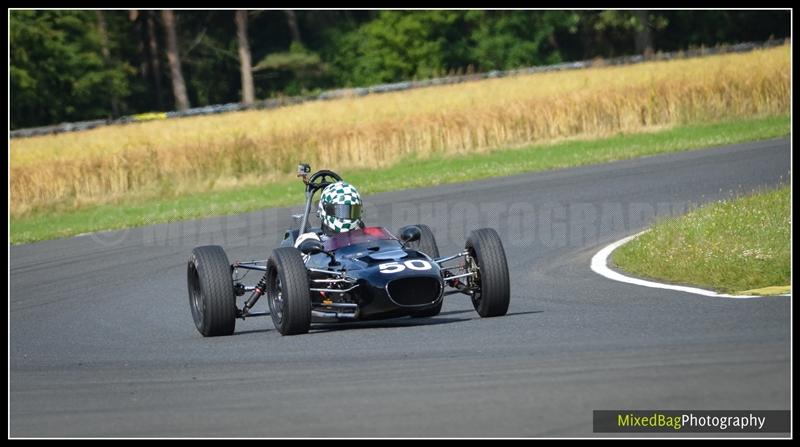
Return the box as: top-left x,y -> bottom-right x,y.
591,231 -> 790,299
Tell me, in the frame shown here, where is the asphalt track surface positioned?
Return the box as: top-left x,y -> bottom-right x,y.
10,138 -> 791,437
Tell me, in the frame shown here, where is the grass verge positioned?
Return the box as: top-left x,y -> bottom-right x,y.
612,185 -> 790,295
10,114 -> 790,244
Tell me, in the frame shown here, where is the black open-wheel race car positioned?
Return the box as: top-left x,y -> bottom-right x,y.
187,164 -> 510,336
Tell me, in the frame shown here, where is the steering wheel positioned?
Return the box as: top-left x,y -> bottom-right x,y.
307,169 -> 343,191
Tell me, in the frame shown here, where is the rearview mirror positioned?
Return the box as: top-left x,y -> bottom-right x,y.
298,239 -> 324,255
399,225 -> 421,244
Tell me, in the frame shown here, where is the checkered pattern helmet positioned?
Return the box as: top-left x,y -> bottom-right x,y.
317,181 -> 363,233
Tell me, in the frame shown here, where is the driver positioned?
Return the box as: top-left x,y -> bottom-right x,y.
317,181 -> 364,236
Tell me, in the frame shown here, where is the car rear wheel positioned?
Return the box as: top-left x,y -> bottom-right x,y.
466,228 -> 510,317
267,247 -> 311,335
188,245 -> 237,337
405,224 -> 443,318
404,224 -> 440,259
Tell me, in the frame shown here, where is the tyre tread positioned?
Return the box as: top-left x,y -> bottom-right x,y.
269,247 -> 311,335
190,245 -> 236,336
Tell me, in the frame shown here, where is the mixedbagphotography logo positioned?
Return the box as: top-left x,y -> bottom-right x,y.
88,208 -> 131,247
593,410 -> 790,433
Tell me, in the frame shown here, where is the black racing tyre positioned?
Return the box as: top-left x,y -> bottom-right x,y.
188,245 -> 237,337
266,247 -> 312,335
466,228 -> 510,318
406,224 -> 443,318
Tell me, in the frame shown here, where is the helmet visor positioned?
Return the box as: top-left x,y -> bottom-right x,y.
323,203 -> 362,220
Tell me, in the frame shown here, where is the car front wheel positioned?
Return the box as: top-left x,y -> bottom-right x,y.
465,228 -> 510,317
266,247 -> 312,335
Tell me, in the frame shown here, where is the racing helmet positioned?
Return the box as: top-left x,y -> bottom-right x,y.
318,181 -> 363,233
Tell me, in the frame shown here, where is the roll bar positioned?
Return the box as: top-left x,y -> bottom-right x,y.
296,164 -> 343,234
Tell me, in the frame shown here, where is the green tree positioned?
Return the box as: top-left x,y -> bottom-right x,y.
327,11 -> 584,85
10,10 -> 131,128
235,10 -> 255,104
254,42 -> 326,96
469,11 -> 580,70
161,10 -> 190,111
328,11 -> 467,86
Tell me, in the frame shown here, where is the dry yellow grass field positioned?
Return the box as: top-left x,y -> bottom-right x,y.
10,44 -> 790,217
